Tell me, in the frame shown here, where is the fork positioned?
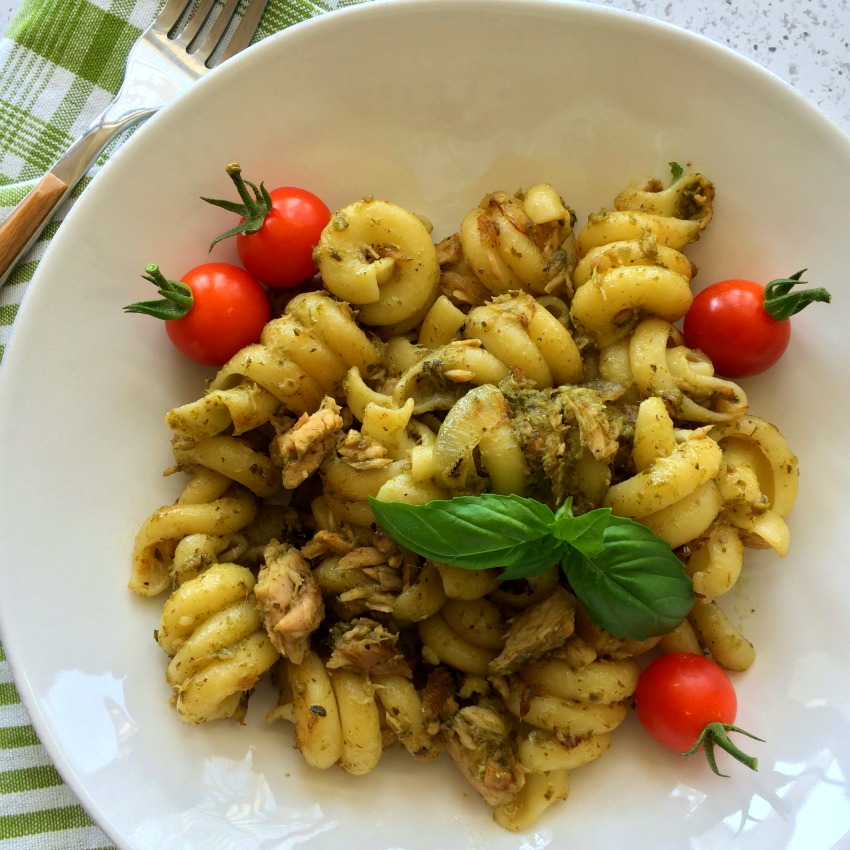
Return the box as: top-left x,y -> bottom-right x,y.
0,0 -> 269,287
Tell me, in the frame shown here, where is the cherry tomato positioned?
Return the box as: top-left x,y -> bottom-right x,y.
125,262 -> 270,367
236,185 -> 330,288
682,271 -> 830,379
204,164 -> 331,289
682,279 -> 787,378
634,652 -> 761,775
167,263 -> 270,365
636,653 -> 737,752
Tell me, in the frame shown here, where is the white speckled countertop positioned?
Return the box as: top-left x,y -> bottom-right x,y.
592,0 -> 849,134
1,0 -> 845,132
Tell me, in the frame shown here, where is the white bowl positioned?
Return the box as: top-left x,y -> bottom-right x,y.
2,1 -> 850,848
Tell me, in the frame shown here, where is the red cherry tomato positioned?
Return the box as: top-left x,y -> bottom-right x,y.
682,279 -> 789,379
164,262 -> 270,366
236,185 -> 331,288
204,165 -> 331,289
126,261 -> 270,366
636,653 -> 737,753
682,271 -> 830,379
635,652 -> 762,775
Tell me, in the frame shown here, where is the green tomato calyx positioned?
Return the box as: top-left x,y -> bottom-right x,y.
123,264 -> 193,320
763,269 -> 831,321
683,721 -> 764,777
202,162 -> 272,250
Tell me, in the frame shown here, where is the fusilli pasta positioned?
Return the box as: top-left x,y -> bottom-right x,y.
130,167 -> 798,830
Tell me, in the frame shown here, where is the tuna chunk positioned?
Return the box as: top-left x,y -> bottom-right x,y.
271,397 -> 344,489
488,586 -> 576,676
326,617 -> 411,677
445,705 -> 524,807
254,541 -> 324,664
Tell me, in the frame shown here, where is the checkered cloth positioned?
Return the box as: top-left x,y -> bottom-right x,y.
0,3 -> 367,847
0,0 -> 367,360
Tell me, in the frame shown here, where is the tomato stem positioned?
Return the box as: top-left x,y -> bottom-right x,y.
123,264 -> 194,320
683,721 -> 764,777
763,269 -> 831,321
202,162 -> 273,250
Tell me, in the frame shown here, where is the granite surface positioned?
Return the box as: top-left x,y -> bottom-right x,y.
593,0 -> 850,134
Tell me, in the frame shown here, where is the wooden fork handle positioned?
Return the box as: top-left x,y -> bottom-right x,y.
0,171 -> 68,283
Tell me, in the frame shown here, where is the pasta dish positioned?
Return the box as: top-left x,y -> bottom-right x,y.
128,167 -> 797,830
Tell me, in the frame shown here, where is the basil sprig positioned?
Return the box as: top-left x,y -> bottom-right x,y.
368,494 -> 693,641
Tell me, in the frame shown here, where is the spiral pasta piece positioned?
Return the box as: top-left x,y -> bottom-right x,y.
440,598 -> 507,651
626,397 -> 721,545
676,413 -> 799,588
462,292 -> 583,386
631,395 -> 677,471
390,561 -> 447,622
171,434 -> 282,497
614,169 -> 715,229
286,650 -> 345,769
459,185 -> 576,297
519,657 -> 640,704
167,292 -> 382,443
685,520 -> 744,601
709,414 -> 798,518
517,730 -> 611,773
330,668 -> 384,775
603,432 -> 723,519
270,651 -> 387,775
372,674 -> 435,759
628,318 -> 748,423
211,344 -> 326,418
157,562 -> 278,723
418,612 -> 500,675
575,169 -> 714,258
641,480 -> 724,549
493,769 -> 570,833
502,673 -> 631,739
570,258 -> 694,349
130,484 -> 257,597
320,456 -> 405,526
387,340 -> 511,414
687,599 -> 756,671
572,237 -> 694,289
166,382 -> 283,440
170,532 -> 248,586
314,197 -> 441,333
570,170 -> 714,347
417,294 -> 468,347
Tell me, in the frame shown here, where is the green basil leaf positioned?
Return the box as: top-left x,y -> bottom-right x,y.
490,537 -> 566,581
368,493 -> 558,571
551,499 -> 611,558
561,515 -> 694,640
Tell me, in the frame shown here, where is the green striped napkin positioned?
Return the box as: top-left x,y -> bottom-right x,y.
0,2 -> 368,847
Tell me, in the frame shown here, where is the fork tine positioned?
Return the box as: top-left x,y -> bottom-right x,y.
173,0 -> 218,47
215,0 -> 269,65
192,0 -> 241,63
153,0 -> 194,34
